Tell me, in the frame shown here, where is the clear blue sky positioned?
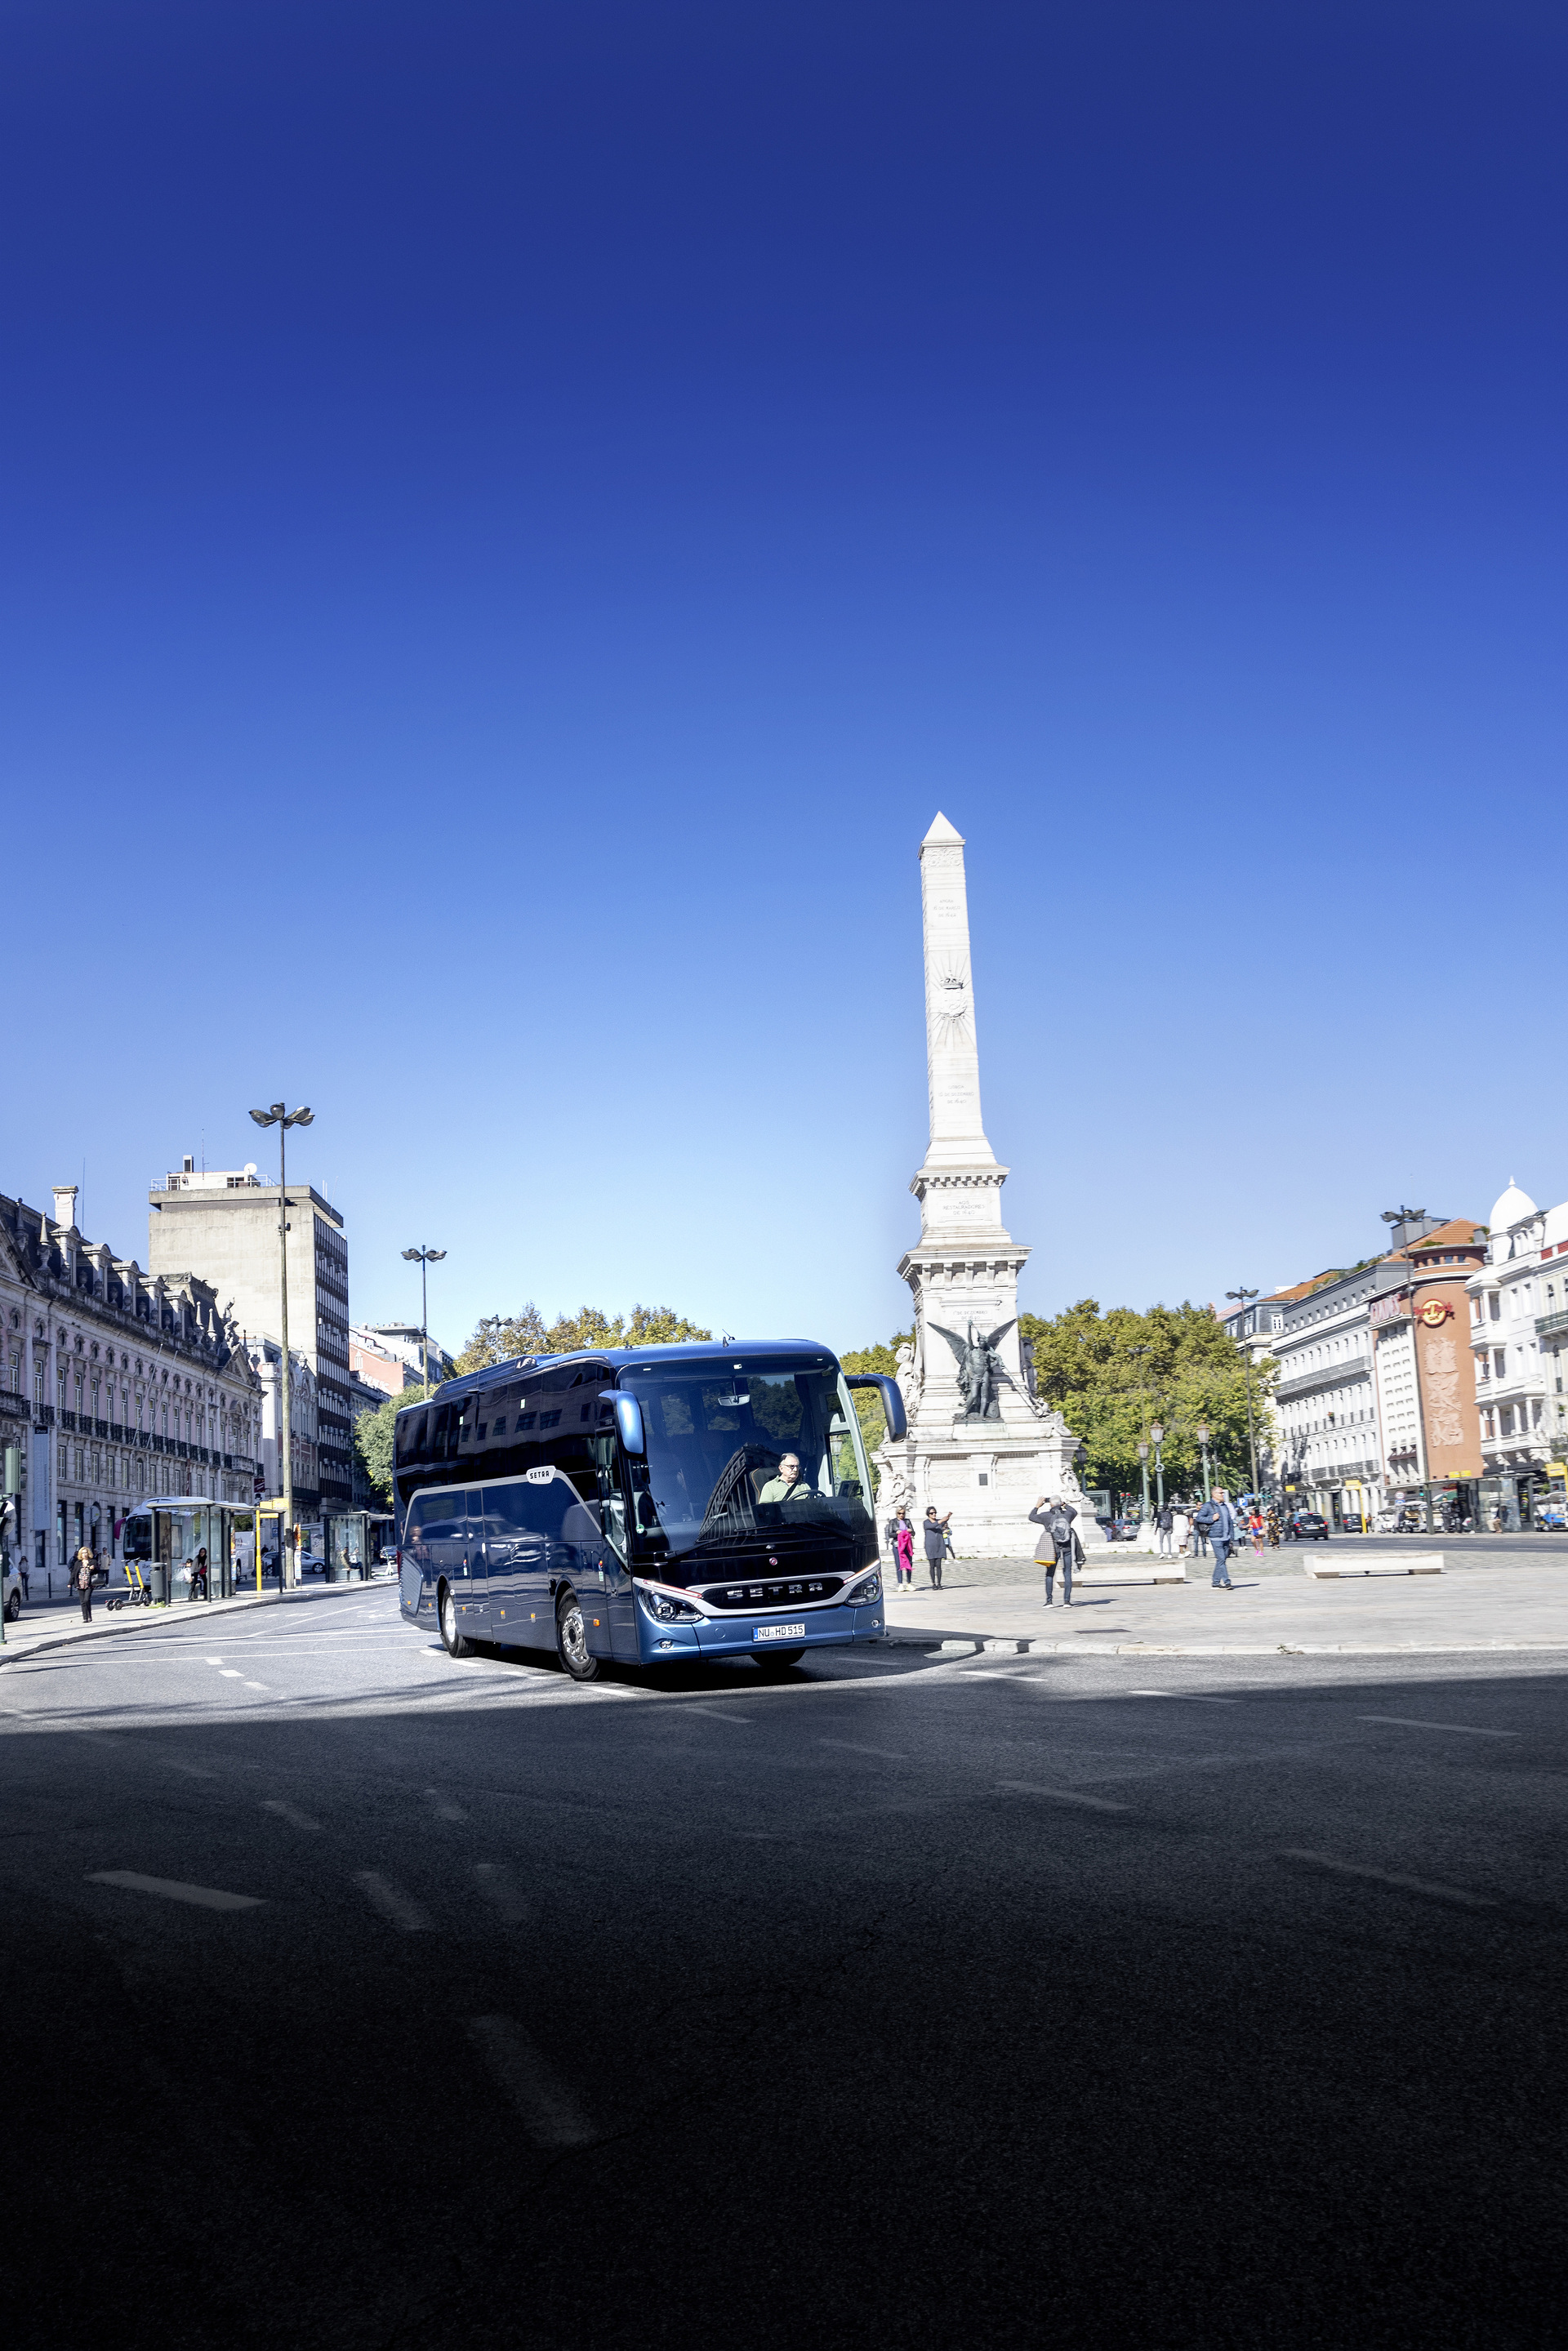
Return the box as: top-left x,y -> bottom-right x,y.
4,2 -> 1563,1354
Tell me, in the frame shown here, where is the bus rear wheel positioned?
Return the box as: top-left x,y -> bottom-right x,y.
439,1583 -> 470,1659
555,1591 -> 602,1682
752,1647 -> 804,1672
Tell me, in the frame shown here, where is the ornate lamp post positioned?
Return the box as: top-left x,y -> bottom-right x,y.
1137,1436 -> 1151,1524
1151,1419 -> 1166,1512
247,1101 -> 314,1588
1196,1419 -> 1213,1503
401,1247 -> 447,1394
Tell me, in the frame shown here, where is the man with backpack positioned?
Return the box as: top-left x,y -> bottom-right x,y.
1192,1489 -> 1237,1589
1028,1495 -> 1083,1607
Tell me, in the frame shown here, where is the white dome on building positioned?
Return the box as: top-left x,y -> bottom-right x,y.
1490,1178 -> 1538,1231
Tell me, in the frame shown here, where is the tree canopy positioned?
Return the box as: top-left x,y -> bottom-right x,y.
840,1330 -> 913,1460
351,1383 -> 432,1509
452,1302 -> 712,1378
1022,1299 -> 1276,1502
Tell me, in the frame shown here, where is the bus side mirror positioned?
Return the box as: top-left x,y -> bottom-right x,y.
612,1395 -> 646,1457
844,1373 -> 906,1442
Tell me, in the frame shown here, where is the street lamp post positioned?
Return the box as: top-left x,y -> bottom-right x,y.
1382,1209 -> 1435,1539
1196,1420 -> 1213,1503
1137,1437 -> 1151,1525
248,1102 -> 314,1589
1150,1420 -> 1166,1513
401,1247 -> 447,1395
1226,1287 -> 1262,1502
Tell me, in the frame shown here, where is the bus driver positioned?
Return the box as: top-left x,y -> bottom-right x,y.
757,1453 -> 817,1507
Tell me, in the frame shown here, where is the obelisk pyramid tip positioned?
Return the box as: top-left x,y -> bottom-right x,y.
922,811 -> 965,848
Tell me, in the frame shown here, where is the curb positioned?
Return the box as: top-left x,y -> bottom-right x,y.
887,1630 -> 1568,1659
0,1576 -> 386,1668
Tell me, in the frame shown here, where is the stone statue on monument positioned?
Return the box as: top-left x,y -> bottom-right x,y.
928,1317 -> 1019,1420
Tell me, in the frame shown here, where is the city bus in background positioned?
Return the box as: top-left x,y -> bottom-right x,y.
394,1341 -> 906,1678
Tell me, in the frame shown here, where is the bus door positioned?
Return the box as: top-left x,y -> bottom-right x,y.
479,1481 -> 550,1647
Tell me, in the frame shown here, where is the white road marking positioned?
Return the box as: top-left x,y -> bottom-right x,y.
425,1788 -> 469,1822
87,1870 -> 263,1911
466,2015 -> 596,2148
1125,1690 -> 1241,1705
243,1681 -> 270,1692
1280,1850 -> 1496,1909
818,1738 -> 908,1761
473,1863 -> 528,1922
204,1656 -> 224,1664
218,1670 -> 243,1680
996,1780 -> 1130,1813
1357,1715 -> 1519,1739
261,1799 -> 322,1831
675,1704 -> 755,1725
353,1871 -> 432,1931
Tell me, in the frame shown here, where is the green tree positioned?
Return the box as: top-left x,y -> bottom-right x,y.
452,1302 -> 712,1379
352,1383 -> 433,1510
840,1330 -> 914,1478
1027,1298 -> 1276,1504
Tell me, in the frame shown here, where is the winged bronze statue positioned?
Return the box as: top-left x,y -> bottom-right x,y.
927,1317 -> 1018,1421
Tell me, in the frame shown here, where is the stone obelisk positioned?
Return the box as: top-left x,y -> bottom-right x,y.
877,813 -> 1098,1558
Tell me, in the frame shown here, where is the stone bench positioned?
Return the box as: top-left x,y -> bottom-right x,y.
1303,1552 -> 1444,1578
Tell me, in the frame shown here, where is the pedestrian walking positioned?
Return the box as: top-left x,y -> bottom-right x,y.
922,1506 -> 951,1590
1194,1489 -> 1238,1587
1172,1505 -> 1191,1557
74,1544 -> 95,1623
1028,1495 -> 1083,1607
1156,1503 -> 1174,1556
1247,1507 -> 1265,1556
893,1511 -> 915,1588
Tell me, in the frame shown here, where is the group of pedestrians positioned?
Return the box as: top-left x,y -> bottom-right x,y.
889,1505 -> 954,1591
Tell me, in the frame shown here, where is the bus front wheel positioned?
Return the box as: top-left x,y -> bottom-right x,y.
555,1591 -> 602,1683
439,1583 -> 470,1660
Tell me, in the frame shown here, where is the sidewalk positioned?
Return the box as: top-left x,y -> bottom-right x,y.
0,1574 -> 387,1667
884,1549 -> 1568,1654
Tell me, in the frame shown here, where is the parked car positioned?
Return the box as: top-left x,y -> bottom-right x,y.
3,1560 -> 20,1622
1285,1512 -> 1330,1542
1339,1512 -> 1365,1534
296,1549 -> 327,1576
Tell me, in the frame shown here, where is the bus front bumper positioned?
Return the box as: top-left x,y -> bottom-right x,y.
638,1601 -> 884,1663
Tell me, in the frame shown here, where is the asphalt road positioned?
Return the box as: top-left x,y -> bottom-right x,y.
3,1586 -> 1562,2350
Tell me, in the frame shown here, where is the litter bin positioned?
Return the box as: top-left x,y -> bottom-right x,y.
148,1560 -> 169,1604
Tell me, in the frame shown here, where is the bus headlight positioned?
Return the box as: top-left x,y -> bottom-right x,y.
636,1583 -> 702,1623
844,1572 -> 882,1606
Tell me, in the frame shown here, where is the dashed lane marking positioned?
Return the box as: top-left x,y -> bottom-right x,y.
425,1788 -> 469,1822
352,1871 -> 433,1932
1357,1715 -> 1519,1739
996,1780 -> 1131,1813
818,1738 -> 908,1761
466,2015 -> 597,2148
218,1670 -> 243,1680
473,1863 -> 528,1923
87,1870 -> 264,1912
1279,1850 -> 1497,1909
261,1799 -> 322,1831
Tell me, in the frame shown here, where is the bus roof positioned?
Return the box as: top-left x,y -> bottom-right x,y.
394,1338 -> 841,1414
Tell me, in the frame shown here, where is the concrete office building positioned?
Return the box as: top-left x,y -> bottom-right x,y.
149,1157 -> 354,1514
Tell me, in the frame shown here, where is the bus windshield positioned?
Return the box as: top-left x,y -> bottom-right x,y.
619,1356 -> 875,1562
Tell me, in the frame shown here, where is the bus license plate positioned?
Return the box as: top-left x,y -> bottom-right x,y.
755,1621 -> 806,1641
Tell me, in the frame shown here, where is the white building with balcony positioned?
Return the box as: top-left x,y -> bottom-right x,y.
1467,1179 -> 1562,1527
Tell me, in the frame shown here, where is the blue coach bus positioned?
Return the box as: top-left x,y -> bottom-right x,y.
394,1341 -> 906,1679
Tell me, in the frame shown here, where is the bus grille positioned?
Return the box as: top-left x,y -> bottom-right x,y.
699,1575 -> 845,1613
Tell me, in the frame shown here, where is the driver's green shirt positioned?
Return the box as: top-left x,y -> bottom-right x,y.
757,1476 -> 816,1505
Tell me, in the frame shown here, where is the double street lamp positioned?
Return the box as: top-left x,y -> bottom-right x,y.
1196,1419 -> 1213,1503
248,1102 -> 314,1588
401,1247 -> 447,1394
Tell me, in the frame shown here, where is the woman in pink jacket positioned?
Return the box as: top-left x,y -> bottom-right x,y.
893,1511 -> 915,1588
